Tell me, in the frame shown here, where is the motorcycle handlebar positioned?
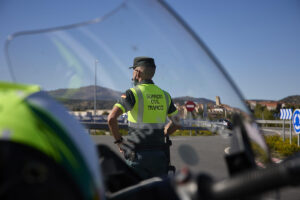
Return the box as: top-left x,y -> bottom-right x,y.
108,158 -> 300,200
205,158 -> 300,200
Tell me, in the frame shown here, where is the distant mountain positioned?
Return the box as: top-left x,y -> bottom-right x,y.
48,86 -> 299,111
247,99 -> 275,102
47,87 -> 216,111
279,95 -> 300,105
173,96 -> 215,105
48,86 -> 215,104
48,85 -> 122,101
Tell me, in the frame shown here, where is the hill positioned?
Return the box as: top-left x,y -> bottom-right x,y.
173,96 -> 215,105
47,85 -> 122,111
247,99 -> 275,102
47,87 -> 216,110
49,86 -> 300,110
57,99 -> 116,111
279,95 -> 300,105
48,85 -> 122,100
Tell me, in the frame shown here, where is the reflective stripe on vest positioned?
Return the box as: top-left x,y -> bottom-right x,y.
136,86 -> 144,124
127,84 -> 170,128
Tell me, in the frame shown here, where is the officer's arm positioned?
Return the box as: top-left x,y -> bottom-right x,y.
164,114 -> 181,136
107,106 -> 123,142
164,96 -> 181,136
108,90 -> 134,143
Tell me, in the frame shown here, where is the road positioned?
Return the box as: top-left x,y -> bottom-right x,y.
92,135 -> 230,180
91,135 -> 300,199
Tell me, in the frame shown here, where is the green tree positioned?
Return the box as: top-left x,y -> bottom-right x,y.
102,111 -> 110,116
262,109 -> 274,120
254,104 -> 265,119
197,108 -> 204,118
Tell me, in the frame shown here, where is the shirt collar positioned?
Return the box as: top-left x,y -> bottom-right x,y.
138,80 -> 154,85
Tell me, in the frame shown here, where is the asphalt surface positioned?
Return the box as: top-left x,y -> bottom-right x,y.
91,135 -> 300,199
91,135 -> 230,180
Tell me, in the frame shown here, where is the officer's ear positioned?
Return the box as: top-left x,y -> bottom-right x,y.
134,67 -> 141,74
135,68 -> 144,79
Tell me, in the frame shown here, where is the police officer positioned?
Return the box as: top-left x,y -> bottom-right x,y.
108,57 -> 180,179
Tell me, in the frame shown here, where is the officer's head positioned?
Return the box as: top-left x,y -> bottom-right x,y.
130,57 -> 156,82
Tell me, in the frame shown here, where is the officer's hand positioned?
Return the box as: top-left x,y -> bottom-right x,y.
117,143 -> 124,154
164,127 -> 168,136
164,124 -> 170,135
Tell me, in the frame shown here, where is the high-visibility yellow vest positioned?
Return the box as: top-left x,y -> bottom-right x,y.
128,84 -> 171,129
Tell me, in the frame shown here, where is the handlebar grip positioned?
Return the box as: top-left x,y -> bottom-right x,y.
210,158 -> 300,200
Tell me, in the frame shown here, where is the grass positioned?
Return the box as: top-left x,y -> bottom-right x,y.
171,130 -> 216,136
89,129 -> 128,136
89,130 -> 107,135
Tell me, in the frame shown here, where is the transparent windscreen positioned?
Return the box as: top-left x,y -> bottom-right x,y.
5,0 -> 269,179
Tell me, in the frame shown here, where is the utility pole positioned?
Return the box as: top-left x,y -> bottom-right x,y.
94,59 -> 98,122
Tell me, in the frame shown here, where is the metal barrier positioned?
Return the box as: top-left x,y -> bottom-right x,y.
256,120 -> 287,126
81,122 -> 210,131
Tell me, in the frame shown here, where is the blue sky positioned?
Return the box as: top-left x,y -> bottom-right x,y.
167,0 -> 300,100
0,0 -> 299,101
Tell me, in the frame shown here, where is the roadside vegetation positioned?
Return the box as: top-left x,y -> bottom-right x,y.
264,135 -> 300,158
89,130 -> 107,135
89,129 -> 215,136
89,129 -> 128,136
171,130 -> 215,136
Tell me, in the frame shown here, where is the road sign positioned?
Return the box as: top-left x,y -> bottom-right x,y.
280,109 -> 293,120
185,101 -> 196,112
292,109 -> 300,134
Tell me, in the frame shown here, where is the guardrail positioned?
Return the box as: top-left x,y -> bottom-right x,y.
81,120 -> 290,131
256,120 -> 285,124
81,122 -> 210,131
255,120 -> 293,129
256,120 -> 298,145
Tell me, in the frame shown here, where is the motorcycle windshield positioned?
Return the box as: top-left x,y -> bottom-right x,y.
4,0 -> 270,180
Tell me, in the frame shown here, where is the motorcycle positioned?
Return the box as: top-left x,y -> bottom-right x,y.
1,0 -> 300,199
